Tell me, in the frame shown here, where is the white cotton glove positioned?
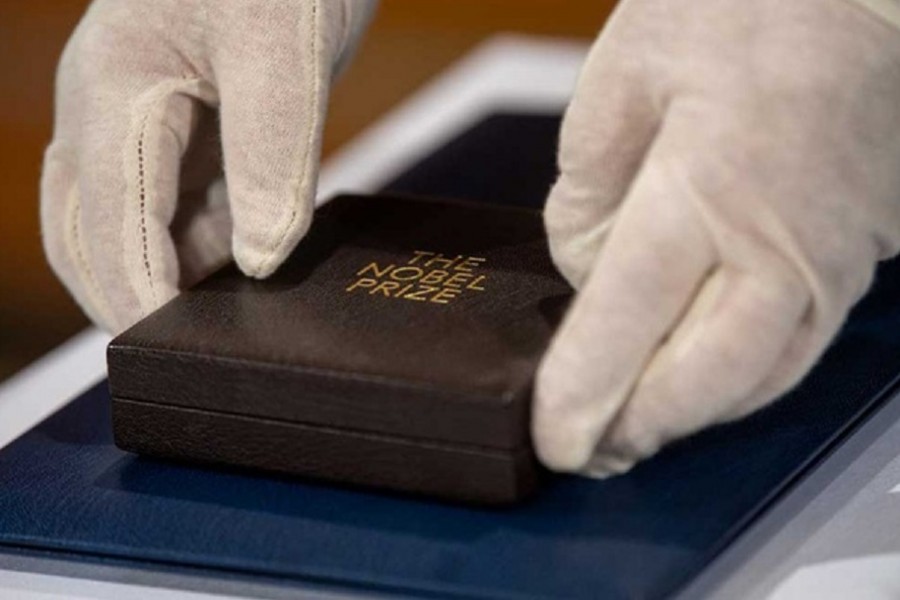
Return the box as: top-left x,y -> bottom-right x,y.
534,0 -> 900,477
41,0 -> 376,333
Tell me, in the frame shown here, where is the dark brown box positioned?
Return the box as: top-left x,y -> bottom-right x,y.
108,194 -> 572,504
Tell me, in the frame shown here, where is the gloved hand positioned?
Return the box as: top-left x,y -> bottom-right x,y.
534,0 -> 900,476
41,0 -> 376,333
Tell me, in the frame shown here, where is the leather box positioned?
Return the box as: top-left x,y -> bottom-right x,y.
107,194 -> 572,504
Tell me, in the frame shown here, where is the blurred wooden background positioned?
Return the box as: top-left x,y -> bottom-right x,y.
0,1 -> 614,381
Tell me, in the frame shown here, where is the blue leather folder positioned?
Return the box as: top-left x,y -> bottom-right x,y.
2,114 -> 900,599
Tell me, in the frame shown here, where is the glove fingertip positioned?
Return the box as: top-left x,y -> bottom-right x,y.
232,196 -> 315,279
532,362 -> 602,473
581,451 -> 638,480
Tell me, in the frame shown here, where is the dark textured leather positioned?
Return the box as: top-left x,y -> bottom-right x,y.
108,194 -> 571,503
113,397 -> 537,504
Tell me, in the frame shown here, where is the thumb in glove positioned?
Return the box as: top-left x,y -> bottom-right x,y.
41,0 -> 376,332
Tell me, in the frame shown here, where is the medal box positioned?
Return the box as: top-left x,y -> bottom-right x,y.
108,194 -> 572,504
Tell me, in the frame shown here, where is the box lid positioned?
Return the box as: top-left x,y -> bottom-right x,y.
108,194 -> 572,450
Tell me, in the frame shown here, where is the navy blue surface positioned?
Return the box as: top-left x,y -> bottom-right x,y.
2,114 -> 900,599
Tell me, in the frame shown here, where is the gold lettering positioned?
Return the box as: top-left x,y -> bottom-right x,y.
356,262 -> 394,278
467,275 -> 487,291
407,250 -> 434,265
346,251 -> 488,304
420,269 -> 450,286
346,278 -> 378,293
390,266 -> 425,281
444,272 -> 472,289
370,281 -> 401,297
404,286 -> 435,301
424,253 -> 463,270
456,257 -> 487,273
431,288 -> 462,304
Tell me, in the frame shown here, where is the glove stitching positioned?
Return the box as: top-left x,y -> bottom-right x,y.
136,110 -> 156,305
67,188 -> 117,330
254,0 -> 320,276
127,77 -> 204,314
